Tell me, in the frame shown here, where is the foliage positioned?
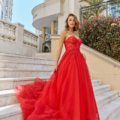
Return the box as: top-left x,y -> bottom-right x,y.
80,0 -> 105,18
78,14 -> 120,61
80,0 -> 120,19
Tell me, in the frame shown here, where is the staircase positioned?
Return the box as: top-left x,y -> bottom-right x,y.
0,53 -> 54,78
0,53 -> 120,120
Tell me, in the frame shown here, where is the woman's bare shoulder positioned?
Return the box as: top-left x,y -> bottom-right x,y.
60,30 -> 67,37
61,30 -> 68,34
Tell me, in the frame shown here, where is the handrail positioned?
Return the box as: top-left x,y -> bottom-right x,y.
80,0 -> 120,22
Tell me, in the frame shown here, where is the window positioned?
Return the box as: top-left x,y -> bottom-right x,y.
1,7 -> 3,19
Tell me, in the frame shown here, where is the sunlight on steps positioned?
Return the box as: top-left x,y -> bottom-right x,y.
0,53 -> 120,120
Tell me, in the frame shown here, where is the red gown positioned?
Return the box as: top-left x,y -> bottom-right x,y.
14,36 -> 100,120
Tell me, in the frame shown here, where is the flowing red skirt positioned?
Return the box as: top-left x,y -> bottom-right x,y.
14,49 -> 100,120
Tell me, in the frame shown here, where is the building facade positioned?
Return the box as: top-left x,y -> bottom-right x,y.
0,0 -> 13,22
32,0 -> 88,51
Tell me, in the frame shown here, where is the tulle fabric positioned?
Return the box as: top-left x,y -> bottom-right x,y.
14,36 -> 100,120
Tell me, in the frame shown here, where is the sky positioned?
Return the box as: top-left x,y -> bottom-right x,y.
12,0 -> 43,33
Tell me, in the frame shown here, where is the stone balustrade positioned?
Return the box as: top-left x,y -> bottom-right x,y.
0,20 -> 16,41
23,29 -> 38,48
0,20 -> 42,56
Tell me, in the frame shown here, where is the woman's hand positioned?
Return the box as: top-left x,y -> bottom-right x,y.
53,63 -> 58,72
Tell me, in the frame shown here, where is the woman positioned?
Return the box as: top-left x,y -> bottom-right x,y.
15,13 -> 100,120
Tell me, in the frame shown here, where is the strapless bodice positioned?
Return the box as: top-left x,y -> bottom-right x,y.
64,36 -> 82,51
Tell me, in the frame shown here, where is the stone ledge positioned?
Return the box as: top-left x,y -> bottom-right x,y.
0,76 -> 50,82
0,104 -> 21,119
0,68 -> 53,72
0,59 -> 55,66
0,53 -> 55,61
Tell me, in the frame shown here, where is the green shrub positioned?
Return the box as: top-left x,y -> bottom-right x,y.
79,14 -> 120,62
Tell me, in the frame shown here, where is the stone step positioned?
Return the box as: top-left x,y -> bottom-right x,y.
0,84 -> 111,107
0,76 -> 94,90
0,76 -> 49,90
0,76 -> 100,90
0,53 -> 55,63
34,53 -> 52,59
0,68 -> 53,78
0,89 -> 18,107
114,113 -> 120,120
95,90 -> 119,109
1,97 -> 120,120
93,85 -> 110,95
92,79 -> 101,87
0,60 -> 54,70
0,104 -> 23,120
99,97 -> 120,120
0,75 -> 94,90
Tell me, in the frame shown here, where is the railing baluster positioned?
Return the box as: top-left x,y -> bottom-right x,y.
23,29 -> 39,49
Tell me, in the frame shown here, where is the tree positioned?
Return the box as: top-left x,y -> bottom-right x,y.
79,0 -> 120,20
79,0 -> 105,19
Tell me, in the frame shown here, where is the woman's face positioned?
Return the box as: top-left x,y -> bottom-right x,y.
67,16 -> 75,28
